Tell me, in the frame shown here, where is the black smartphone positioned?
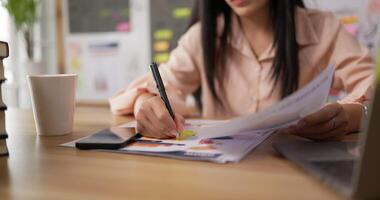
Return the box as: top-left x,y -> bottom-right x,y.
75,127 -> 142,150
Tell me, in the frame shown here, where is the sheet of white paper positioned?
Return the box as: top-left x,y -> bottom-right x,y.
196,63 -> 335,139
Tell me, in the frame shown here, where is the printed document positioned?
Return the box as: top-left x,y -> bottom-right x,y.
195,63 -> 335,138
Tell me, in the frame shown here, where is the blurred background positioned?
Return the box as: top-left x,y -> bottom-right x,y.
0,0 -> 379,109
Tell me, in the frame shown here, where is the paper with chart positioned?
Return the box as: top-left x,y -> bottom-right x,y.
118,129 -> 273,163
61,128 -> 274,163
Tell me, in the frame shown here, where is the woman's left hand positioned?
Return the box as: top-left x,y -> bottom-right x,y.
282,103 -> 350,141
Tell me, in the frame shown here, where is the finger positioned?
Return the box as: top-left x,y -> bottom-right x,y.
296,121 -> 347,141
135,107 -> 153,133
141,123 -> 171,139
150,104 -> 177,137
136,122 -> 153,138
320,118 -> 349,141
299,103 -> 341,128
136,122 -> 145,134
136,113 -> 158,138
174,113 -> 185,131
293,114 -> 347,137
136,107 -> 171,139
139,97 -> 175,137
281,126 -> 297,135
145,106 -> 175,138
308,123 -> 347,141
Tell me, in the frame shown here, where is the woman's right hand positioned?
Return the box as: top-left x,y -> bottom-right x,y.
134,94 -> 185,139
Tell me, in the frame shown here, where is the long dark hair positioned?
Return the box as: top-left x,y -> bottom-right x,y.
189,0 -> 305,108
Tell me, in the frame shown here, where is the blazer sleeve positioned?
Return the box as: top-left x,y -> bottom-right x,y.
327,18 -> 375,131
330,22 -> 375,105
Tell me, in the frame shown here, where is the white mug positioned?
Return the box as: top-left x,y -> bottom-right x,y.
27,74 -> 77,136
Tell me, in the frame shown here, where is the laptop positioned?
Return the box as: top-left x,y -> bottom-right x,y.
273,82 -> 380,199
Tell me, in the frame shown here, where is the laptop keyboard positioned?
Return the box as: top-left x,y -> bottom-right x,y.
310,160 -> 356,188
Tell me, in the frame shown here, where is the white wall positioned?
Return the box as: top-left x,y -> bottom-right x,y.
18,0 -> 59,108
0,0 -> 59,108
40,0 -> 58,75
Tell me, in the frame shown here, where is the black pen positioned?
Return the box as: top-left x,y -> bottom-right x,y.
149,62 -> 178,137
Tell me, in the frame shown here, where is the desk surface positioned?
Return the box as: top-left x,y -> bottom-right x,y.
0,108 -> 346,200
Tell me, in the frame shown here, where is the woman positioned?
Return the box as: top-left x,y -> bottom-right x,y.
110,0 -> 374,140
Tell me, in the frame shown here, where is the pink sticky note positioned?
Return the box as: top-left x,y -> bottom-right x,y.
116,22 -> 131,32
345,24 -> 359,36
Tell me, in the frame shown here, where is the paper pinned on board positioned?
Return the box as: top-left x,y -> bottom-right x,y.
196,63 -> 335,138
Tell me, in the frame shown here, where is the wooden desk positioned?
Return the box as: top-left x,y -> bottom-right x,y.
0,108 -> 345,200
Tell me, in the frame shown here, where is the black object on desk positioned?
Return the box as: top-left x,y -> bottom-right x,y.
149,62 -> 176,120
75,127 -> 142,150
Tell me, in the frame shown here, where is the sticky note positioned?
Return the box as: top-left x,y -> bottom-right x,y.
154,53 -> 170,63
154,29 -> 173,40
173,8 -> 192,19
340,16 -> 358,25
344,24 -> 358,36
121,8 -> 129,18
116,22 -> 131,32
178,130 -> 197,140
154,41 -> 170,52
71,58 -> 82,70
99,9 -> 111,17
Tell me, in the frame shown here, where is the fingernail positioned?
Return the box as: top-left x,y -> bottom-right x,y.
170,130 -> 178,137
178,124 -> 184,131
